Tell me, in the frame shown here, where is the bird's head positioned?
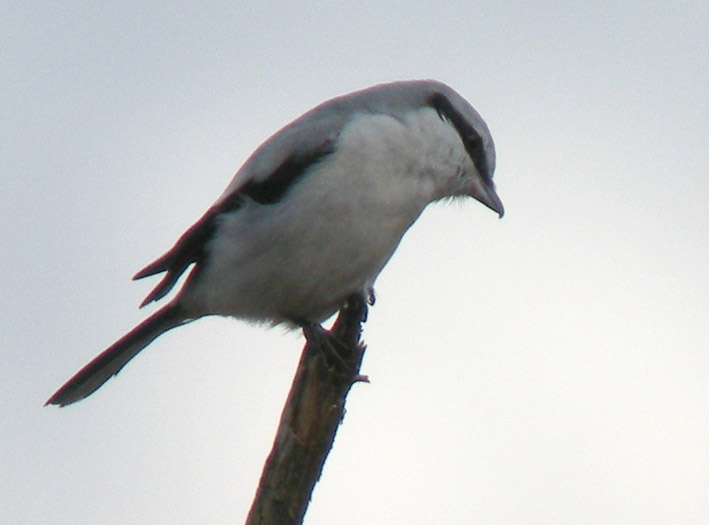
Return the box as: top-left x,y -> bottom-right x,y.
425,86 -> 503,218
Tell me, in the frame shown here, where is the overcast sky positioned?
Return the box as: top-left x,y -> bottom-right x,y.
2,2 -> 708,524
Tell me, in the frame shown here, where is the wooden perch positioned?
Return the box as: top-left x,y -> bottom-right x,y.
245,293 -> 369,525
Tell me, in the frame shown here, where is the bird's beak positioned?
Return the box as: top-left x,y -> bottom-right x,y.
470,180 -> 504,218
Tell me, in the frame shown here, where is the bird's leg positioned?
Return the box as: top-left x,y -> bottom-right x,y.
300,290 -> 370,372
341,289 -> 370,327
301,322 -> 353,372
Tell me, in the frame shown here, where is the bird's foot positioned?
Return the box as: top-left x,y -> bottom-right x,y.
302,322 -> 354,373
366,286 -> 376,306
342,288 -> 373,323
361,287 -> 375,322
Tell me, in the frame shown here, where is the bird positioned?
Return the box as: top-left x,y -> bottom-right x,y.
45,79 -> 504,407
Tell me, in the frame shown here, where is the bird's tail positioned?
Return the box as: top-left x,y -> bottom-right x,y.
45,303 -> 192,407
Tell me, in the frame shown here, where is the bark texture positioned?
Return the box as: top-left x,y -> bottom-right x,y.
245,294 -> 369,525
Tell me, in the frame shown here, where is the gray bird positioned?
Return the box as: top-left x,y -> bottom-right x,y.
46,79 -> 503,407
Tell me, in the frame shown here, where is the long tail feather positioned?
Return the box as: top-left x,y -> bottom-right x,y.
45,303 -> 191,407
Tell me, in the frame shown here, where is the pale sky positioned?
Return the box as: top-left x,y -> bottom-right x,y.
2,2 -> 708,524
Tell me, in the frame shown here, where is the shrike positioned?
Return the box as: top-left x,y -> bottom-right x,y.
46,79 -> 503,407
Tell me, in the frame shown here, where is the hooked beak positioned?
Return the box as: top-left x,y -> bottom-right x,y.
471,180 -> 504,218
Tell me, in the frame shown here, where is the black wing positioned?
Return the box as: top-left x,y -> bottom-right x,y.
133,140 -> 336,307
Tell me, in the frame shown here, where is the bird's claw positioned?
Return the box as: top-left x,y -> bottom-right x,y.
366,287 -> 376,306
302,323 -> 354,373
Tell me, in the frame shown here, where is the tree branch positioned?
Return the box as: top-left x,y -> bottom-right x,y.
245,294 -> 369,525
